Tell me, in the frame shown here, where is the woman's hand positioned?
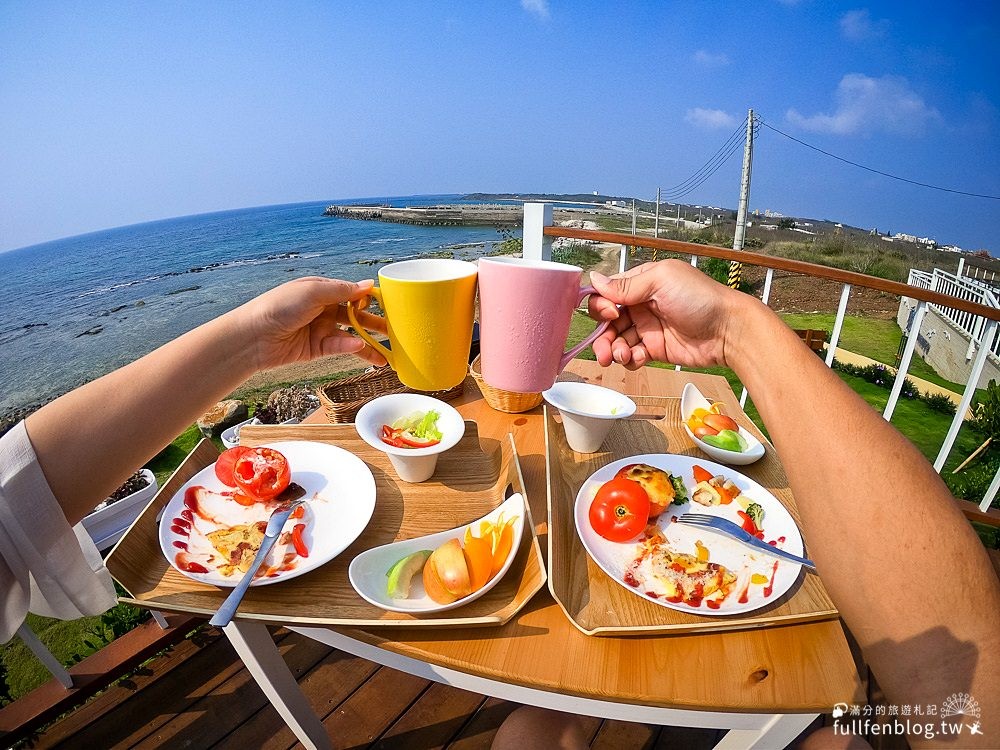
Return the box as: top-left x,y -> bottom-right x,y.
587,260 -> 748,370
229,276 -> 389,371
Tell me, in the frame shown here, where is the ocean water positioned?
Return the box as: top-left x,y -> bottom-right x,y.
0,196 -> 507,415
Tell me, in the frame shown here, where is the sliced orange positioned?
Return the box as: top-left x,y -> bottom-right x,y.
463,534 -> 493,592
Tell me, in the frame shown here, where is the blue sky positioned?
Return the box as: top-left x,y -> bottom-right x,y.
1,1 -> 998,253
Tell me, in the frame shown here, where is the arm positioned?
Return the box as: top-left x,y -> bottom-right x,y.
24,276 -> 386,526
590,261 -> 1000,746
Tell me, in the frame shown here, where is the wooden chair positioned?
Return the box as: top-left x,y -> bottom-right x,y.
795,329 -> 828,353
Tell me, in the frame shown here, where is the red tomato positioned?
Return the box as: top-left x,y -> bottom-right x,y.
215,446 -> 252,487
589,478 -> 650,542
232,447 -> 291,500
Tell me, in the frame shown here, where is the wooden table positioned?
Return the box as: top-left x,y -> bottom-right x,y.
124,361 -> 865,749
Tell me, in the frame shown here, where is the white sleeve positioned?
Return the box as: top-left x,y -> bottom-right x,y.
0,421 -> 117,643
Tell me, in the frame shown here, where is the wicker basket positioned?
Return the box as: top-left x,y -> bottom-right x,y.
469,355 -> 543,414
319,366 -> 465,423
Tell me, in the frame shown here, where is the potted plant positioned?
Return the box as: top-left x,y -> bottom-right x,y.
82,469 -> 158,551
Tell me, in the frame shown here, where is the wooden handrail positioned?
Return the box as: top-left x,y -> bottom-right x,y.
544,226 -> 1000,322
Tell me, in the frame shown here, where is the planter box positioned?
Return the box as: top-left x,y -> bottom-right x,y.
221,398 -> 321,448
82,469 -> 158,552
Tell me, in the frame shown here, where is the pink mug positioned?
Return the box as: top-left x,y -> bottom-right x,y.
478,257 -> 610,393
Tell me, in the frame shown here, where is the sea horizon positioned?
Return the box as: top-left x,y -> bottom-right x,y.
0,195 -> 508,419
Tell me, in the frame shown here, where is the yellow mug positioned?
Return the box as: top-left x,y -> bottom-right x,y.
347,259 -> 478,392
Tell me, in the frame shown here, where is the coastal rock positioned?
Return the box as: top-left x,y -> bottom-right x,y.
197,399 -> 248,439
75,325 -> 104,338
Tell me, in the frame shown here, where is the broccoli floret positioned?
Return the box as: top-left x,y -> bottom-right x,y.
746,502 -> 765,528
670,474 -> 688,505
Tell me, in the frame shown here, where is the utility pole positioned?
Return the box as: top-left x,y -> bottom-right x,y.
654,187 -> 660,238
729,108 -> 754,290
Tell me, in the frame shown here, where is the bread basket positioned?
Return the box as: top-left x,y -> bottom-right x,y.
469,355 -> 543,414
320,366 -> 465,423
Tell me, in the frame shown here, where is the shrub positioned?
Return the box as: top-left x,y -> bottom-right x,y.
971,379 -> 1000,439
552,243 -> 602,268
923,392 -> 958,415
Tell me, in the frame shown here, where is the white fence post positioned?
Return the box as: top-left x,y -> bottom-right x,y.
884,301 -> 927,421
825,284 -> 852,367
934,319 -> 999,472
523,203 -> 553,261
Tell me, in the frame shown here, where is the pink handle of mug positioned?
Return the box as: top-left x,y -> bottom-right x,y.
559,285 -> 611,371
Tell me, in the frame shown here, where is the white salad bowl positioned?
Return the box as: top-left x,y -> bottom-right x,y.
680,382 -> 765,466
354,393 -> 466,482
349,493 -> 525,613
542,381 -> 636,453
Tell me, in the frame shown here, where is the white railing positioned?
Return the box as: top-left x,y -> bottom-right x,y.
523,203 -> 1000,513
908,268 -> 1000,358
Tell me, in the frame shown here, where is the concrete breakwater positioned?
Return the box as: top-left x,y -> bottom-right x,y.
324,203 -> 523,226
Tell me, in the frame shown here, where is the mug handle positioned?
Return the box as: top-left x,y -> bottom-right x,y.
558,285 -> 611,372
345,287 -> 394,367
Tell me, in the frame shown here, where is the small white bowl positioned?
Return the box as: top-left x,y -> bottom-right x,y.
542,381 -> 637,453
355,393 -> 466,482
680,383 -> 765,466
348,493 -> 525,613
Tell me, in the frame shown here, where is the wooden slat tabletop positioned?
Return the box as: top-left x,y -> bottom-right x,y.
302,361 -> 864,712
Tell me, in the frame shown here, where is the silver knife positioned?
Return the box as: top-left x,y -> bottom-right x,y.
674,513 -> 816,571
209,500 -> 305,627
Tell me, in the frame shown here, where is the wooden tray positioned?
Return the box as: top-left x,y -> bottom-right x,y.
106,423 -> 546,628
545,396 -> 838,636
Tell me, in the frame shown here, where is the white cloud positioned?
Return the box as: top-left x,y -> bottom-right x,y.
840,9 -> 890,41
785,73 -> 940,136
521,0 -> 550,19
693,50 -> 730,67
685,108 -> 738,129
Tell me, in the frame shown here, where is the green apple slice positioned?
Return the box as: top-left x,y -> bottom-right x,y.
386,550 -> 432,599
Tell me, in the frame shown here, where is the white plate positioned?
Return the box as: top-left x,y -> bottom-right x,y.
574,454 -> 804,616
680,383 -> 765,466
348,494 -> 525,613
159,441 -> 376,587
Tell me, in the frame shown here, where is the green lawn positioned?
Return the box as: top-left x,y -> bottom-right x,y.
777,312 -> 969,395
567,311 -> 983,472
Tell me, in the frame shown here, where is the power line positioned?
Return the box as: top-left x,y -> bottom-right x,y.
757,117 -> 1000,201
661,117 -> 747,200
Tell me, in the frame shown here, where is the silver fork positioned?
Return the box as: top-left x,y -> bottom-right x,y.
674,513 -> 816,571
209,500 -> 306,627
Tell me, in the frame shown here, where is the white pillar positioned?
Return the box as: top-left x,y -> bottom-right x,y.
523,202 -> 553,261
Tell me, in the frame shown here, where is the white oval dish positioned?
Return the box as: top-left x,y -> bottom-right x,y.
680,383 -> 765,466
354,393 -> 466,482
542,381 -> 636,453
575,454 -> 804,615
158,441 -> 376,587
348,494 -> 525,613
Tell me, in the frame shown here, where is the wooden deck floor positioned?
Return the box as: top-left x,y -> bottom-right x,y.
19,623 -> 733,750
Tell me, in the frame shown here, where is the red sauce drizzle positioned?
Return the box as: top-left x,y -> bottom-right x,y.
665,594 -> 682,603
172,540 -> 188,550
180,508 -> 194,522
623,570 -> 639,588
706,599 -> 721,609
171,517 -> 191,530
763,560 -> 780,598
183,486 -> 200,511
169,524 -> 187,535
178,559 -> 209,574
645,591 -> 660,599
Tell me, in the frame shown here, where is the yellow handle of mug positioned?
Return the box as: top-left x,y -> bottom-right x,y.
346,286 -> 394,366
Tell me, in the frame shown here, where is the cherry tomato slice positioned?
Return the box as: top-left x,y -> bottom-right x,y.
215,446 -> 253,487
232,447 -> 291,500
589,477 -> 650,542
